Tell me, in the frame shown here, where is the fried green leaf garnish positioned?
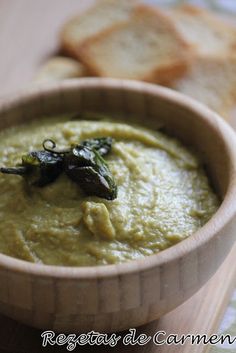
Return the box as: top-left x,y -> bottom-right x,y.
65,145 -> 117,200
22,151 -> 63,187
0,137 -> 117,200
1,151 -> 63,187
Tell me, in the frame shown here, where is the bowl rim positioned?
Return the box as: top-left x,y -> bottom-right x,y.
0,77 -> 236,279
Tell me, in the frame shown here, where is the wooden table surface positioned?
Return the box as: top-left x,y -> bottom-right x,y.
0,1 -> 236,352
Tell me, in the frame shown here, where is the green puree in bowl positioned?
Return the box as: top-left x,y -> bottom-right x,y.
0,116 -> 219,266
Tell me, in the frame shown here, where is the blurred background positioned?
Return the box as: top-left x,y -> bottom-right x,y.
149,0 -> 236,12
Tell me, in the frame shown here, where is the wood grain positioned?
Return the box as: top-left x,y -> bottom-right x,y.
0,245 -> 235,353
0,1 -> 236,353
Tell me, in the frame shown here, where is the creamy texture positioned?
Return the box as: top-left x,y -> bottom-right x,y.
0,117 -> 219,266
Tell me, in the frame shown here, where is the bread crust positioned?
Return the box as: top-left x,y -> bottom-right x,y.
33,57 -> 87,83
61,0 -> 139,57
76,5 -> 193,84
169,54 -> 236,119
168,4 -> 236,55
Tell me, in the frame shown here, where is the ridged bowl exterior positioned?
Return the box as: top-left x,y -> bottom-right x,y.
0,78 -> 235,332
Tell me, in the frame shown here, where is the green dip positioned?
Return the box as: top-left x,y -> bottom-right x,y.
0,116 -> 219,266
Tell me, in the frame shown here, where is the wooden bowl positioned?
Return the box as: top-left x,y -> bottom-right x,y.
0,78 -> 236,333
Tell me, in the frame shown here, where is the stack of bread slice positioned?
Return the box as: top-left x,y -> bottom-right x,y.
61,2 -> 192,84
166,4 -> 236,119
170,55 -> 236,119
35,0 -> 236,120
61,0 -> 140,57
167,5 -> 236,56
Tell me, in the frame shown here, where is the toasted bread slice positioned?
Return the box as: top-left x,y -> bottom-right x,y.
61,0 -> 138,56
34,57 -> 86,83
170,55 -> 236,119
77,5 -> 192,84
167,4 -> 236,55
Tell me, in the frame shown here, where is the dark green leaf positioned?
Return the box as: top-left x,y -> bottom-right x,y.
1,151 -> 63,187
22,151 -> 63,187
81,137 -> 113,156
65,146 -> 117,200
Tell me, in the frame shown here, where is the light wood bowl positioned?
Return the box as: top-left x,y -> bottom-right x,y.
0,78 -> 236,333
